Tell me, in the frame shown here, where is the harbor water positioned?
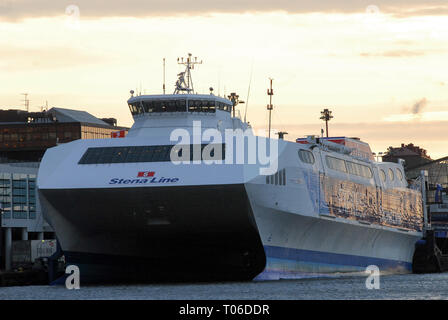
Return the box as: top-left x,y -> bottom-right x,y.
1,273 -> 448,300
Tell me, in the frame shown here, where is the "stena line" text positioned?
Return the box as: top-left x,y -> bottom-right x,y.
109,177 -> 179,185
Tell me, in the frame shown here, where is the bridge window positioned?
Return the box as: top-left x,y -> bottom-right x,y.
128,102 -> 145,115
128,100 -> 187,115
144,100 -> 187,113
128,104 -> 138,115
217,102 -> 232,112
129,99 -> 232,114
188,100 -> 216,113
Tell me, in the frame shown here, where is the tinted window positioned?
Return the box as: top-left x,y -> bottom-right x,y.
298,150 -> 315,164
217,102 -> 232,112
346,161 -> 373,179
79,144 -> 225,164
129,100 -> 187,115
396,168 -> 403,181
388,168 -> 395,181
188,100 -> 217,113
380,169 -> 386,182
326,156 -> 347,173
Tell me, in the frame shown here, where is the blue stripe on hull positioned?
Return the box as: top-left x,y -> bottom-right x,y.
255,245 -> 412,280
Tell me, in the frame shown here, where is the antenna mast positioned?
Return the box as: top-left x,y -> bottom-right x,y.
174,53 -> 202,94
267,78 -> 274,139
163,58 -> 166,94
244,61 -> 254,123
40,100 -> 49,112
21,93 -> 30,112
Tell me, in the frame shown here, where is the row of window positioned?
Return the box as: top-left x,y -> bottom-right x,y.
296,148 -> 408,185
78,144 -> 226,164
325,156 -> 373,179
266,169 -> 287,186
2,212 -> 36,219
0,174 -> 37,218
346,161 -> 373,179
81,125 -> 115,140
0,173 -> 36,180
380,168 -> 403,182
128,100 -> 233,115
0,130 -> 81,142
1,186 -> 35,194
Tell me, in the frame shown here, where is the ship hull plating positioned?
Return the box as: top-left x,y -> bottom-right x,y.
40,182 -> 420,283
39,184 -> 266,283
251,205 -> 418,280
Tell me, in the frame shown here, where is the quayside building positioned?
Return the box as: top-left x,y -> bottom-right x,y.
0,107 -> 128,270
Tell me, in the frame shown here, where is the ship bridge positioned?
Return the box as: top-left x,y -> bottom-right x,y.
127,94 -> 233,115
125,54 -> 249,138
126,93 -> 248,138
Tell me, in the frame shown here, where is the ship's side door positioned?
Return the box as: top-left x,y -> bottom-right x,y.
312,146 -> 326,215
372,166 -> 386,221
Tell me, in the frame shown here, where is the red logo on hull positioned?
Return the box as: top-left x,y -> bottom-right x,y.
137,171 -> 155,177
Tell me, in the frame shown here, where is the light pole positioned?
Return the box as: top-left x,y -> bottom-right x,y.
320,108 -> 333,138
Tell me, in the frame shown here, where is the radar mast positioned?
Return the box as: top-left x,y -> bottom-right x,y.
174,53 -> 202,94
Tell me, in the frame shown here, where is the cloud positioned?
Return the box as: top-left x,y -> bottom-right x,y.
360,50 -> 426,58
391,5 -> 448,17
0,46 -> 106,71
1,0 -> 448,21
411,98 -> 428,114
390,97 -> 429,118
384,111 -> 448,122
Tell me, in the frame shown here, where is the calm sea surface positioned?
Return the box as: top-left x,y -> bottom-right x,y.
1,273 -> 448,300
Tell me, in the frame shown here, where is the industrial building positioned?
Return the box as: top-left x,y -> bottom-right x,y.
0,107 -> 127,163
0,107 -> 128,270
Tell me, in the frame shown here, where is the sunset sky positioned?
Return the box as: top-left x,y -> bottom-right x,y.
0,1 -> 447,158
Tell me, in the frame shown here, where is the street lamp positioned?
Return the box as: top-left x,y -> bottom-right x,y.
320,108 -> 333,138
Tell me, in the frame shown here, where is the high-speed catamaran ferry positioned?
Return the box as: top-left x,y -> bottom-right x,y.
37,55 -> 424,283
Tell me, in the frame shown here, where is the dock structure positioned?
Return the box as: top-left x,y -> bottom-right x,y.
412,172 -> 448,273
0,269 -> 48,287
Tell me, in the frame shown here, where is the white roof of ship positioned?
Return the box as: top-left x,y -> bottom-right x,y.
127,94 -> 232,105
49,107 -> 109,126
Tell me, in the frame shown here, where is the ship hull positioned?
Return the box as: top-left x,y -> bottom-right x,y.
39,184 -> 266,283
40,183 -> 420,283
251,204 -> 418,280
